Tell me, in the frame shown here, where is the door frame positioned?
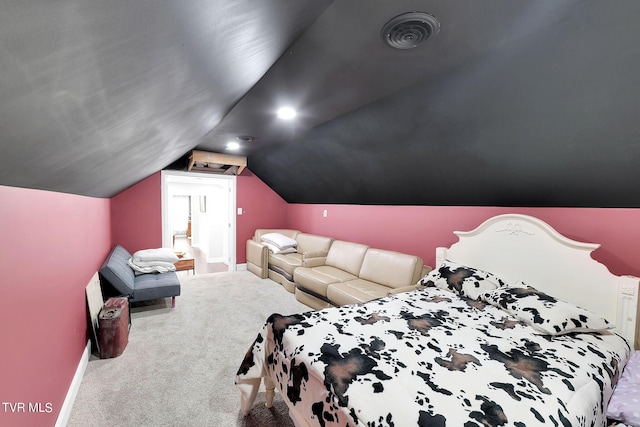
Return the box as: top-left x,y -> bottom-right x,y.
161,170 -> 237,271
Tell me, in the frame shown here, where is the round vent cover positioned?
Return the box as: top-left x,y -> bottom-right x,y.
381,12 -> 440,50
236,135 -> 255,143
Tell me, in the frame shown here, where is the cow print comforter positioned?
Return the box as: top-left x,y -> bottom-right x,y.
236,287 -> 631,427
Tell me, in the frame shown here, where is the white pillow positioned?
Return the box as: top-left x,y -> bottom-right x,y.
261,233 -> 297,250
264,242 -> 297,254
131,248 -> 179,263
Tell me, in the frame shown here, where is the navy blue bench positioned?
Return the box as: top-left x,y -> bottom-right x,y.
99,245 -> 181,308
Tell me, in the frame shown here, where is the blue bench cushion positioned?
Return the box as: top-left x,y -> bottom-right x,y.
132,271 -> 181,302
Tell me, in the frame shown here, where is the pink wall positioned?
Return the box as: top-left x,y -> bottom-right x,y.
111,173 -> 163,253
109,171 -> 640,276
3,172 -> 639,427
236,170 -> 288,263
109,170 -> 288,264
287,204 -> 640,277
0,185 -> 111,427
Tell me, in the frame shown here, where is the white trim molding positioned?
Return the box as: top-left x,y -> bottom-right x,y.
55,340 -> 90,427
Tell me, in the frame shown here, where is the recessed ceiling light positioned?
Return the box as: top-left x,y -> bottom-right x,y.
226,141 -> 240,150
277,107 -> 297,120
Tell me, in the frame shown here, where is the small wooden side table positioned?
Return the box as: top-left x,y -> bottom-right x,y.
174,257 -> 195,275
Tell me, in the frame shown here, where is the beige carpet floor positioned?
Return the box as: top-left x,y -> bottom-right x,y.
67,271 -> 309,427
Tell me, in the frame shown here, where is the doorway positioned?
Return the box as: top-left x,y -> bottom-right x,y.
161,170 -> 236,273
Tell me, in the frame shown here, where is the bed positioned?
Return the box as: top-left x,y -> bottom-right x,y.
236,214 -> 640,426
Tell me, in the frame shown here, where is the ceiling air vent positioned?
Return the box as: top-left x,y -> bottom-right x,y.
381,12 -> 440,50
236,135 -> 255,143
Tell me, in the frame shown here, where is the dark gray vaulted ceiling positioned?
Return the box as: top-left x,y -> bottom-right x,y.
2,1 -> 640,206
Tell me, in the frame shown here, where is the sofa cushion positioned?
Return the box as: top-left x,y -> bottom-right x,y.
358,248 -> 423,289
325,241 -> 368,276
269,252 -> 303,276
327,279 -> 391,306
99,245 -> 136,296
300,265 -> 359,283
295,266 -> 358,297
296,233 -> 333,256
132,271 -> 181,303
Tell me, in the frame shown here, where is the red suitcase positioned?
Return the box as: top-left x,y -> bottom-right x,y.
98,297 -> 129,358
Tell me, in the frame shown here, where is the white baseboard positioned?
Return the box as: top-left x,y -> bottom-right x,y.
236,263 -> 247,271
55,340 -> 90,427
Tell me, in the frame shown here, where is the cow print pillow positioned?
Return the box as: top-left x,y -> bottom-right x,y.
481,284 -> 614,335
418,259 -> 507,300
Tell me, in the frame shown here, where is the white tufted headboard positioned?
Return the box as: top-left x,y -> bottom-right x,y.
436,214 -> 639,349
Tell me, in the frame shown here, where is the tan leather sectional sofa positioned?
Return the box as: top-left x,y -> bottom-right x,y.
246,229 -> 334,292
246,229 -> 430,309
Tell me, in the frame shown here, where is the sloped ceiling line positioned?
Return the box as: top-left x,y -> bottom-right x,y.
2,0 -> 640,207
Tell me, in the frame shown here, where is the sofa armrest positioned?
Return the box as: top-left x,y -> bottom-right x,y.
300,250 -> 329,268
246,240 -> 269,279
386,284 -> 425,296
303,249 -> 328,258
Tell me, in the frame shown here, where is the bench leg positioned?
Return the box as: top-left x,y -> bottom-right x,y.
171,297 -> 176,308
